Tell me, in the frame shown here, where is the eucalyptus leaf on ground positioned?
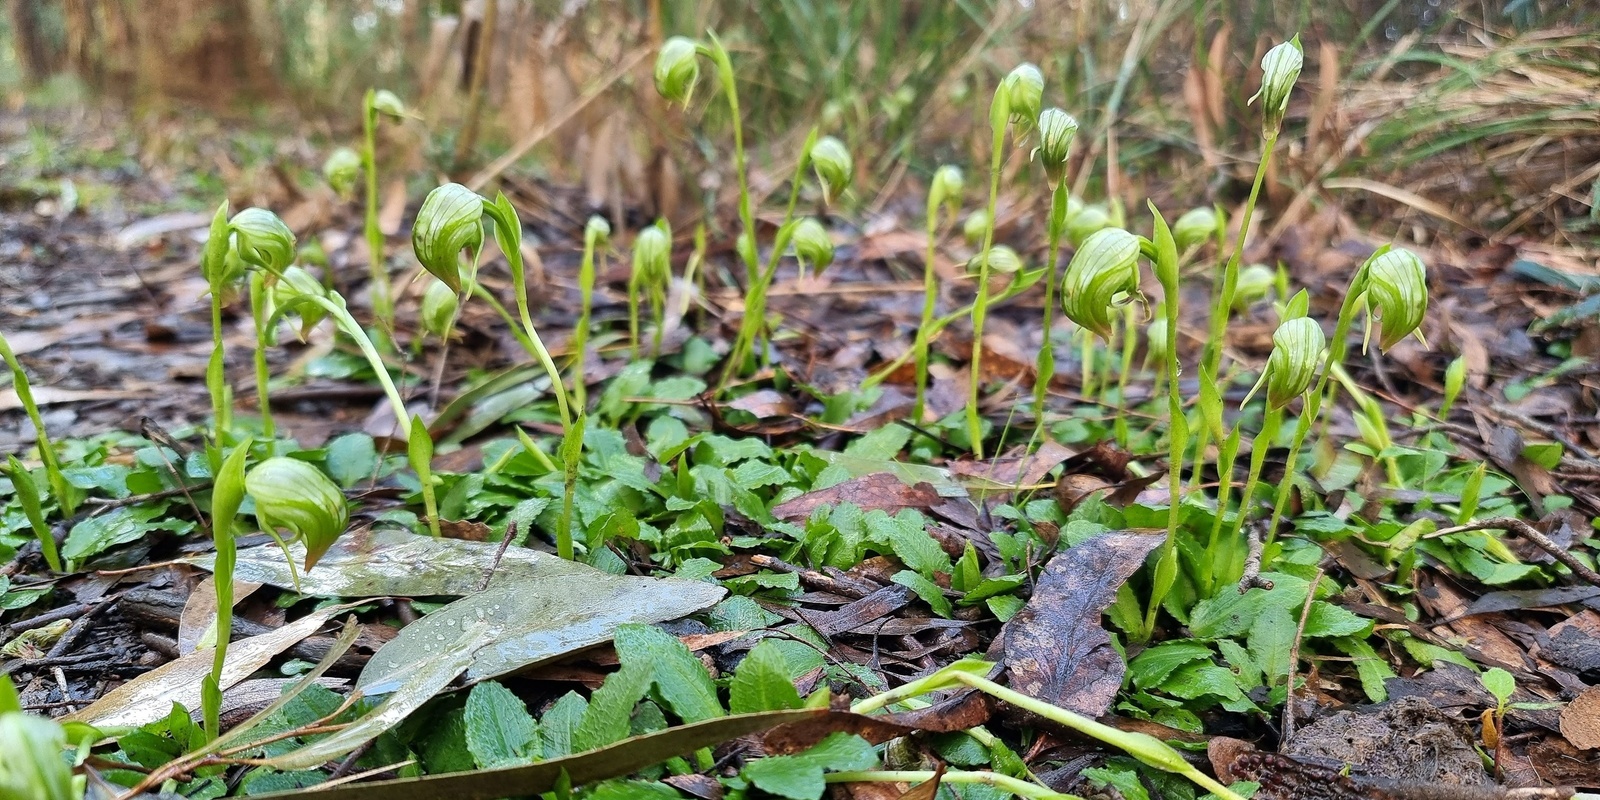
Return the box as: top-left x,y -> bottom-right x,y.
357,561 -> 724,688
65,604 -> 356,729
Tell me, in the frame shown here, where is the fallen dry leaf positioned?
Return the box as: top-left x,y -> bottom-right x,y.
1002,530 -> 1164,717
67,604 -> 356,728
1562,687 -> 1600,750
772,473 -> 945,521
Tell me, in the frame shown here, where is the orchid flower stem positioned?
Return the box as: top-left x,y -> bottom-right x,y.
1225,406 -> 1282,577
1262,260 -> 1373,562
967,90 -> 1010,460
825,771 -> 1058,799
1205,131 -> 1277,378
362,92 -> 393,333
912,194 -> 945,422
953,673 -> 1246,800
1024,184 -> 1070,449
249,272 -> 274,439
207,289 -> 231,450
699,35 -> 755,286
865,273 -> 1034,391
307,297 -> 410,440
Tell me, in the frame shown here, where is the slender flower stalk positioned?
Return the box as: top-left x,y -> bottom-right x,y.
201,441 -> 251,740
1139,211 -> 1184,642
1030,109 -> 1078,436
572,216 -> 610,410
966,74 -> 1014,458
361,89 -> 407,333
629,221 -> 671,358
912,165 -> 963,421
248,271 -> 274,438
200,202 -> 235,448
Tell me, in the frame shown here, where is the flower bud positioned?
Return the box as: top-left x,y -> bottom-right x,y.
1249,37 -> 1303,135
1145,316 -> 1170,363
929,165 -> 964,222
244,457 -> 349,570
1066,204 -> 1110,247
654,36 -> 700,107
1032,108 -> 1079,186
201,200 -> 232,288
323,147 -> 361,198
1173,206 -> 1222,250
1365,247 -> 1428,350
1002,63 -> 1044,136
967,245 -> 1022,276
791,218 -> 834,274
1261,316 -> 1325,409
584,215 -> 611,250
230,207 -> 296,274
1441,355 -> 1465,417
632,222 -> 671,284
1060,227 -> 1140,340
809,136 -> 853,204
421,278 -> 459,339
412,183 -> 485,293
1234,263 -> 1276,310
962,210 -> 990,247
370,89 -> 407,119
269,265 -> 330,340
0,712 -> 74,800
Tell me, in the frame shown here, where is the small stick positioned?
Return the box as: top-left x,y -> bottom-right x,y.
1281,566 -> 1324,751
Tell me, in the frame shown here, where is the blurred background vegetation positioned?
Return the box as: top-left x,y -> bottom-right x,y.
1,0 -> 1595,249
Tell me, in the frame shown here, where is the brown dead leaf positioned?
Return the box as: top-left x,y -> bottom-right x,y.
177,577 -> 263,655
1002,530 -> 1164,717
763,710 -> 917,753
1562,687 -> 1600,750
438,518 -> 494,541
894,763 -> 945,800
772,474 -> 943,522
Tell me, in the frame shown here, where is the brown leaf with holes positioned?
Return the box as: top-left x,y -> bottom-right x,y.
772,473 -> 944,521
1002,531 -> 1164,717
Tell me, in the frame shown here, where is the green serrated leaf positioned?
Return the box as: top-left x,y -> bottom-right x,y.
613,623 -> 724,723
743,732 -> 878,800
1335,636 -> 1394,703
539,692 -> 588,760
730,640 -> 804,714
324,434 -> 378,488
573,662 -> 654,752
1302,602 -> 1371,639
1128,641 -> 1215,689
1250,605 -> 1298,685
1481,667 -> 1515,707
463,681 -> 539,769
890,570 -> 952,618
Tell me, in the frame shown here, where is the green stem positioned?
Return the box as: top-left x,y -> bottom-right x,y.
627,272 -> 641,360
208,290 -> 231,447
309,297 -> 410,440
249,273 -> 274,439
1202,132 -> 1278,378
1029,184 -> 1070,431
825,771 -> 1060,799
865,271 -> 1037,390
1264,256 -> 1379,554
955,673 -> 1245,800
1114,306 -> 1137,446
912,192 -> 944,422
1140,218 -> 1185,642
0,331 -> 73,517
967,89 -> 1011,459
1224,406 -> 1282,581
469,284 -> 537,356
1203,426 -> 1242,595
362,92 -> 393,330
702,34 -> 756,286
573,238 -> 598,410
